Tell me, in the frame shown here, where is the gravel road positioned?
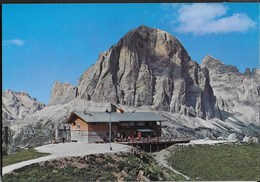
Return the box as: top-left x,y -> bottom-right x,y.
3,142 -> 130,175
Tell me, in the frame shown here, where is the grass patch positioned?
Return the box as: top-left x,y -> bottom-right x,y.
3,148 -> 50,167
168,143 -> 260,181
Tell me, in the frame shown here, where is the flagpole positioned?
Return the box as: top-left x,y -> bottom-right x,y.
109,103 -> 112,151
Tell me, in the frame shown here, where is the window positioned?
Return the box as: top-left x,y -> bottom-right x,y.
129,122 -> 135,126
121,122 -> 129,126
72,122 -> 76,126
77,123 -> 80,130
137,122 -> 145,126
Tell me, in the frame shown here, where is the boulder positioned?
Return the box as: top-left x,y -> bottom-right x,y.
227,133 -> 238,142
251,137 -> 259,144
242,135 -> 251,143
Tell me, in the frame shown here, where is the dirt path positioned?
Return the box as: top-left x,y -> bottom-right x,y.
3,143 -> 130,175
154,148 -> 190,180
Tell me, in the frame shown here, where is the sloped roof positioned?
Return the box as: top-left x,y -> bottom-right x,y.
67,111 -> 166,123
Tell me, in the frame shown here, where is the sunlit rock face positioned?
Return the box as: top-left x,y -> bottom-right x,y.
78,25 -> 217,119
2,90 -> 45,123
48,82 -> 78,106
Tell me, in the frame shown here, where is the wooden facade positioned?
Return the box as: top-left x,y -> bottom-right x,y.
69,115 -> 117,143
67,111 -> 164,143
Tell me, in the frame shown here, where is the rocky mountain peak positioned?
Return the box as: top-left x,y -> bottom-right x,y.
4,90 -> 29,98
201,55 -> 223,68
201,55 -> 239,74
244,67 -> 252,76
119,25 -> 190,64
2,90 -> 45,124
48,81 -> 78,105
201,55 -> 259,123
76,25 -> 217,119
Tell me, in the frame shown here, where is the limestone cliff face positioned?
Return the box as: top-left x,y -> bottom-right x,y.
2,90 -> 45,123
48,82 -> 78,105
77,25 -> 217,119
201,55 -> 259,123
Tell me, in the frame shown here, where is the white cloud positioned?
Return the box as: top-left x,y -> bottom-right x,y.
3,39 -> 25,46
173,4 -> 256,35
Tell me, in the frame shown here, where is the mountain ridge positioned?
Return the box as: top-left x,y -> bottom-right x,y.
2,90 -> 45,125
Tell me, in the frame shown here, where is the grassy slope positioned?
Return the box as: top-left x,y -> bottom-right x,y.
3,152 -> 185,181
3,148 -> 50,166
168,143 -> 260,181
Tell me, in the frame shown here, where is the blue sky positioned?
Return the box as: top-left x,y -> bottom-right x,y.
2,3 -> 259,104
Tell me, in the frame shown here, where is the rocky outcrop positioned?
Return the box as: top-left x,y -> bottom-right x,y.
201,55 -> 259,126
252,68 -> 260,83
227,133 -> 238,142
2,90 -> 45,123
48,82 -> 78,105
244,68 -> 252,77
242,135 -> 251,143
201,55 -> 259,105
201,55 -> 239,74
78,25 -> 217,119
242,135 -> 259,143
